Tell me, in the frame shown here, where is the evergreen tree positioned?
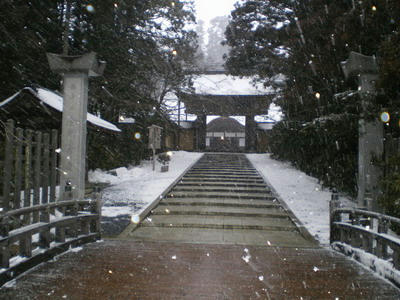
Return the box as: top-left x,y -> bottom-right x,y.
206,16 -> 229,68
0,0 -> 64,97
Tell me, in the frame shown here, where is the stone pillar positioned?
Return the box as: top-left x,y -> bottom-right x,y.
245,115 -> 256,152
196,114 -> 207,151
47,52 -> 105,201
341,51 -> 382,210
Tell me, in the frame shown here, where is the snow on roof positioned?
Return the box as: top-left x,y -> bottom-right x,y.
192,74 -> 274,95
0,87 -> 121,132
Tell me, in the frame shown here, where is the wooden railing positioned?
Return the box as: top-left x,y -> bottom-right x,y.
0,120 -> 102,285
330,204 -> 400,271
0,197 -> 101,285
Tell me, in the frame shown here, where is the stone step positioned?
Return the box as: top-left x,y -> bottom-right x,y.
126,227 -> 313,247
183,174 -> 262,180
191,167 -> 256,172
178,181 -> 268,188
186,171 -> 259,176
140,222 -> 295,232
180,177 -> 265,184
160,198 -> 280,208
153,205 -> 287,217
177,182 -> 268,188
171,186 -> 270,194
140,215 -> 296,231
191,167 -> 256,171
168,191 -> 273,200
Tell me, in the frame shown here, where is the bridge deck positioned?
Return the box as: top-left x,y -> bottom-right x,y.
1,153 -> 399,298
2,240 -> 399,299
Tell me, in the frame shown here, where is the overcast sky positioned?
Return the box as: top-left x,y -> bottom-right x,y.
194,0 -> 237,25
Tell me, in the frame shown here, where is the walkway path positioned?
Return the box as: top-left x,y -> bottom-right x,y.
1,154 -> 400,299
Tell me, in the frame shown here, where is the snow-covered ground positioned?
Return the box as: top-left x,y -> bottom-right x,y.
89,151 -> 203,218
246,153 -> 355,246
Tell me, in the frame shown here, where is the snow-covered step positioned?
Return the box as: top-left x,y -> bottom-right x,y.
152,205 -> 288,218
127,227 -> 313,247
160,198 -> 279,208
191,167 -> 256,171
177,181 -> 268,188
180,177 -> 265,184
186,170 -> 258,176
140,215 -> 296,231
171,186 -> 270,194
183,174 -> 262,180
168,191 -> 273,200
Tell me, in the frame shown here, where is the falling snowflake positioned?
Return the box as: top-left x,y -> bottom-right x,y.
258,275 -> 264,281
171,255 -> 177,260
313,266 -> 319,272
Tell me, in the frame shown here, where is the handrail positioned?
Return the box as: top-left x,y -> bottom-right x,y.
333,208 -> 400,225
330,201 -> 400,272
0,199 -> 96,220
0,196 -> 102,286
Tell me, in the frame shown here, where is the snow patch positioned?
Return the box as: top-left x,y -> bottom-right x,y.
333,242 -> 400,287
246,153 -> 355,246
89,151 -> 203,218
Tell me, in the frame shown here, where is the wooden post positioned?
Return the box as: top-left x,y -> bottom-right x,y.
49,129 -> 58,203
23,129 -> 33,225
33,131 -> 42,223
19,236 -> 32,257
0,217 -> 10,268
0,245 -> 10,269
2,119 -> 14,212
24,130 -> 33,208
14,127 -> 23,209
93,186 -> 102,236
41,133 -> 50,204
39,207 -> 51,248
329,191 -> 341,244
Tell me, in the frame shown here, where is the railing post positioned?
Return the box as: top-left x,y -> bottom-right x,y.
19,235 -> 32,258
90,185 -> 102,237
0,217 -> 10,268
393,246 -> 400,270
32,131 -> 42,223
39,207 -> 51,248
23,129 -> 33,225
0,245 -> 10,269
329,190 -> 341,243
376,218 -> 389,259
14,127 -> 23,210
2,119 -> 14,212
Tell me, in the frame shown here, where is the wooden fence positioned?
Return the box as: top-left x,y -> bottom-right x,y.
1,119 -> 58,211
0,119 -> 101,286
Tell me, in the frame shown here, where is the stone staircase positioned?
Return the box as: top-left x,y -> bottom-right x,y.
124,153 -> 315,247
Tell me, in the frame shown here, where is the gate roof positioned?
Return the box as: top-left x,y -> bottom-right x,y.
179,74 -> 276,116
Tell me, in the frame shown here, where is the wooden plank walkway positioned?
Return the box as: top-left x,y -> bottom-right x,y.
1,153 -> 400,299
1,240 -> 400,299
